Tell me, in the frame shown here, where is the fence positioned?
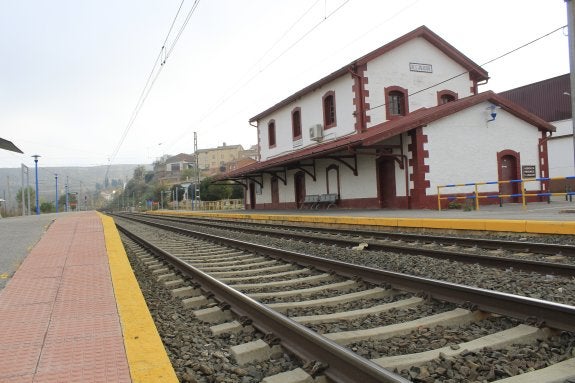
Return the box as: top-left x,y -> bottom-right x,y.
167,198 -> 244,211
437,176 -> 575,211
200,199 -> 245,211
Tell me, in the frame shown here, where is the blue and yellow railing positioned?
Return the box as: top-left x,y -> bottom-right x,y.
437,176 -> 575,211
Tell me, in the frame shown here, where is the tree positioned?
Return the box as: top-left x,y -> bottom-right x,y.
133,165 -> 146,181
144,171 -> 154,183
199,178 -> 237,201
170,184 -> 186,202
40,202 -> 54,213
230,183 -> 244,199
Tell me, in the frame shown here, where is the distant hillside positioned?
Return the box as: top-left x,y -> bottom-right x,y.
0,164 -> 146,209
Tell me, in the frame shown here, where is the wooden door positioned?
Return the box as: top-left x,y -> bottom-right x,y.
378,158 -> 397,208
271,177 -> 279,208
294,172 -> 306,209
500,155 -> 519,202
249,182 -> 256,209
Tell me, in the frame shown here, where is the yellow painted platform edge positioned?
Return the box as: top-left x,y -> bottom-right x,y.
148,210 -> 575,235
99,213 -> 179,383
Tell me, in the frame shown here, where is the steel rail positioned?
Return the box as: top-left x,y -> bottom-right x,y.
142,212 -> 575,257
129,213 -> 575,277
117,215 -> 575,333
116,221 -> 409,383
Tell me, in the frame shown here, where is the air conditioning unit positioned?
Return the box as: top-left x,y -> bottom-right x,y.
309,124 -> 323,141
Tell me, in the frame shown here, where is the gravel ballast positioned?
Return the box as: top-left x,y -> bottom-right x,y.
116,217 -> 575,382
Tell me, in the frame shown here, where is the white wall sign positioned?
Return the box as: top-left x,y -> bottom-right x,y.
409,62 -> 433,73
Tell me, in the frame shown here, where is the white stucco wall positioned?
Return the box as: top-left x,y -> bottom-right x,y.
365,37 -> 475,127
548,136 -> 575,177
251,154 -> 387,206
552,119 -> 572,136
338,156 -> 377,199
548,118 -> 574,178
425,102 -> 543,195
257,174 -> 272,204
257,75 -> 355,162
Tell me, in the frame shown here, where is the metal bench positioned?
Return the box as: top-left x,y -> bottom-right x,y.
301,194 -> 320,209
316,193 -> 338,209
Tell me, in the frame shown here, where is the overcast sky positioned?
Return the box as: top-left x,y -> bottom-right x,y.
0,0 -> 569,169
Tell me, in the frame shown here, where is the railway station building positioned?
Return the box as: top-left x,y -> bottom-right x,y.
216,26 -> 556,210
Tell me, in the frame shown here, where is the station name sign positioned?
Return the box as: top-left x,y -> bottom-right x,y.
409,62 -> 433,73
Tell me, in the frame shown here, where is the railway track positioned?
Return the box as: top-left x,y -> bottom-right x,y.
113,214 -> 575,383
126,212 -> 575,277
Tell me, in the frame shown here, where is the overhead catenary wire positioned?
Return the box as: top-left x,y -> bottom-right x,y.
192,0 -> 321,122
164,0 -> 350,150
105,0 -> 201,183
166,0 -> 201,59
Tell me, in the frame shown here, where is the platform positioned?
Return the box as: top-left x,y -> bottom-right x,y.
0,211 -> 177,383
151,200 -> 575,235
0,203 -> 573,382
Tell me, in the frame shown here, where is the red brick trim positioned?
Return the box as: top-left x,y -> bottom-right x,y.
408,127 -> 430,208
539,132 -> 550,179
350,64 -> 369,132
539,131 -> 551,194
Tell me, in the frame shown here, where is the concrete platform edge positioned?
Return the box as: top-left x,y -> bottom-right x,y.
99,213 -> 178,383
148,211 -> 575,235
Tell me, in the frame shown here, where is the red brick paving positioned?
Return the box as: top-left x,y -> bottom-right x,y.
0,212 -> 132,383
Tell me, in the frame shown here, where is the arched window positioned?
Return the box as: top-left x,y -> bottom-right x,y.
268,120 -> 276,148
326,164 -> 340,197
437,90 -> 458,105
292,108 -> 302,139
385,86 -> 408,120
322,91 -> 336,129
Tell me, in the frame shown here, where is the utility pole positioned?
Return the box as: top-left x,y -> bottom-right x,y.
6,175 -> 10,216
65,176 -> 69,212
21,164 -> 31,216
194,132 -> 200,210
567,0 -> 575,173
